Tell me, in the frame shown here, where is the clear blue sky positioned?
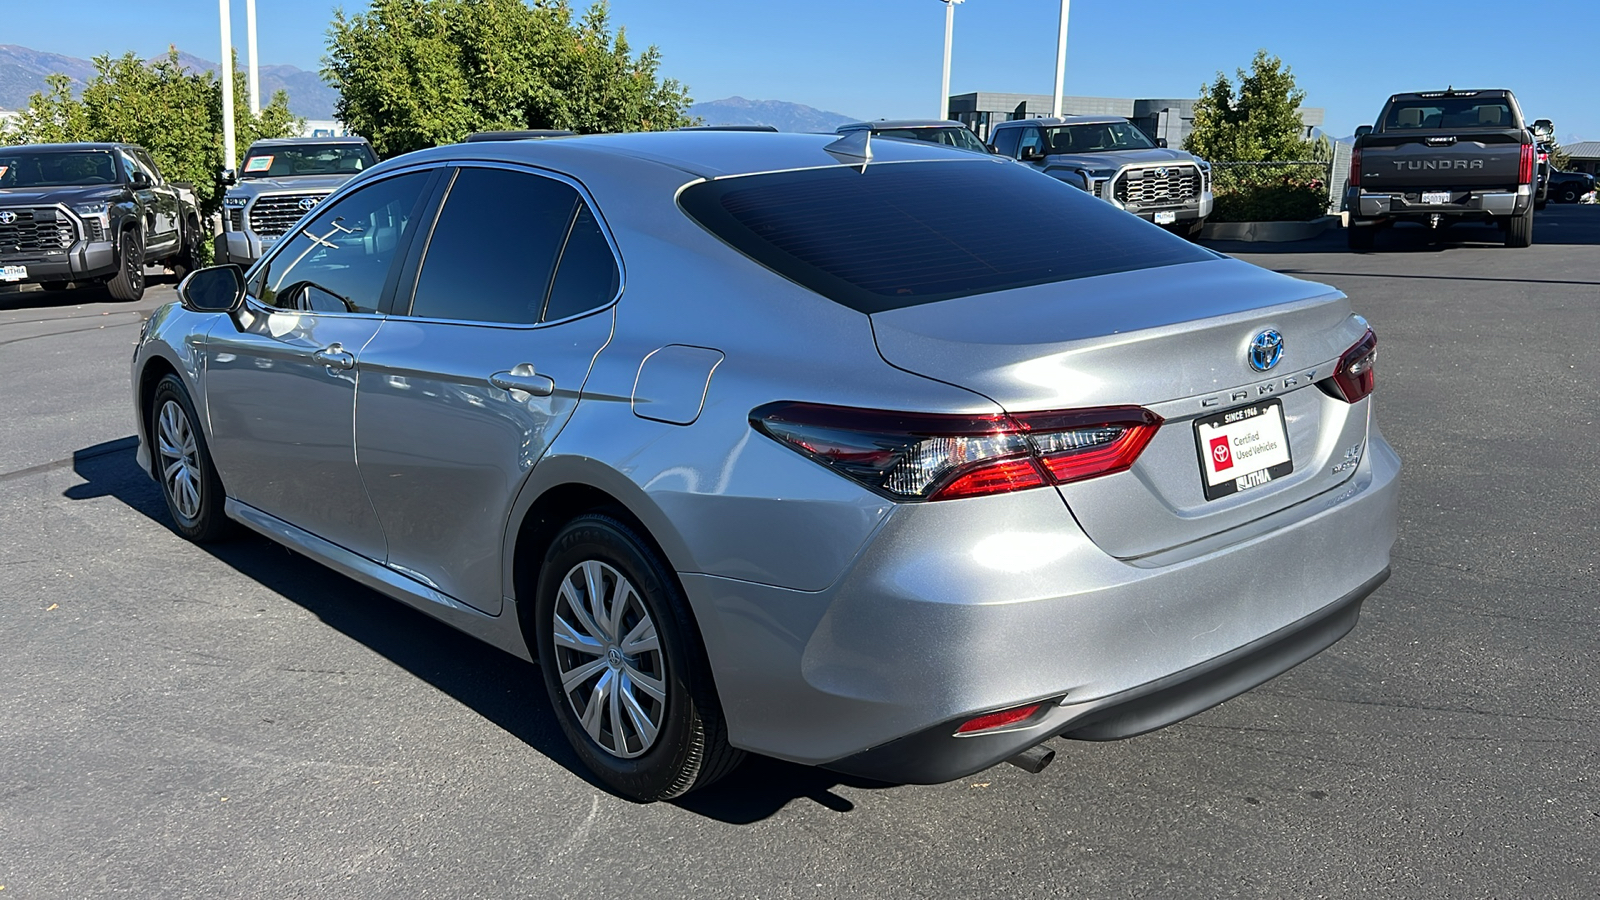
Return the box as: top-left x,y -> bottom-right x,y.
4,0 -> 1592,142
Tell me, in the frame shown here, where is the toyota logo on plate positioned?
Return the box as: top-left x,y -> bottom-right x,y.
298,197 -> 321,212
1248,329 -> 1285,372
0,211 -> 16,225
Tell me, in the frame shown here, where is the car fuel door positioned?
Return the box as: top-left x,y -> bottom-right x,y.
354,164 -> 620,615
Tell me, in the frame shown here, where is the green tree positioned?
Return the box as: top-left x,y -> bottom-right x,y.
324,0 -> 694,157
1,50 -> 300,219
1185,50 -> 1314,163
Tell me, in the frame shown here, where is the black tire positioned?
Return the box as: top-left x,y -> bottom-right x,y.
534,514 -> 743,801
40,281 -> 71,292
107,229 -> 145,301
1561,188 -> 1579,204
171,219 -> 202,278
1505,206 -> 1534,248
1347,225 -> 1375,251
149,374 -> 233,542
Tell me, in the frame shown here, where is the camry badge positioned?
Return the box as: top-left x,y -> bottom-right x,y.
0,211 -> 16,225
1248,329 -> 1285,372
298,197 -> 321,212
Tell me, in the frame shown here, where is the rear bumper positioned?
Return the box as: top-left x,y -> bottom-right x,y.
1348,185 -> 1531,220
682,423 -> 1401,780
0,240 -> 117,284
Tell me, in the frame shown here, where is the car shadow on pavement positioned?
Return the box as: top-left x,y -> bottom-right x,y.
66,437 -> 892,823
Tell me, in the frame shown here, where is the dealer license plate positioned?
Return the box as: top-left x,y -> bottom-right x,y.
1154,211 -> 1178,225
1,265 -> 27,283
1421,191 -> 1451,205
1194,399 -> 1293,500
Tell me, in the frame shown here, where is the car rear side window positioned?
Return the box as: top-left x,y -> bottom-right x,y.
679,159 -> 1215,313
408,166 -> 580,326
543,204 -> 620,322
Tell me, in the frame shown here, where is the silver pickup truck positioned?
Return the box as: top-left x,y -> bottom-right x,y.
989,116 -> 1213,236
215,136 -> 378,267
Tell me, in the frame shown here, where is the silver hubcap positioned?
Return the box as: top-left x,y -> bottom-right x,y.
157,400 -> 201,521
552,560 -> 667,759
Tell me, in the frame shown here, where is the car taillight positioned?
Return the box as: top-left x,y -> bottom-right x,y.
750,402 -> 1163,502
1519,144 -> 1535,185
1323,328 -> 1377,403
1349,147 -> 1362,188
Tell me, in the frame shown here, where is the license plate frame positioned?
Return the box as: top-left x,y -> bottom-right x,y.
1421,191 -> 1451,205
1194,399 -> 1293,501
0,265 -> 27,283
1153,210 -> 1178,225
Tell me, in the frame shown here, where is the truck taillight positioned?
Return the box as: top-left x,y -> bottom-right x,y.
1349,147 -> 1362,187
751,402 -> 1163,502
1519,144 -> 1535,185
1322,329 -> 1377,403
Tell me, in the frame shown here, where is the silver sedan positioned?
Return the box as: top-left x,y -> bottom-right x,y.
131,132 -> 1398,801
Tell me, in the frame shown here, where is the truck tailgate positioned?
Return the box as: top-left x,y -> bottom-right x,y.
1359,134 -> 1523,190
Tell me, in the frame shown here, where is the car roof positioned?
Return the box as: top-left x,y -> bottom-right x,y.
0,142 -> 140,153
247,136 -> 372,148
992,116 -> 1130,129
1386,89 -> 1512,101
374,130 -> 997,182
836,120 -> 967,132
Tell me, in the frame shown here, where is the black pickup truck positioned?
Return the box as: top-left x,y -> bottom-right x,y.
1346,89 -> 1538,249
0,143 -> 202,301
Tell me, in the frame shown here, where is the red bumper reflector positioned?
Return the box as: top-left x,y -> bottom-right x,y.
955,703 -> 1044,735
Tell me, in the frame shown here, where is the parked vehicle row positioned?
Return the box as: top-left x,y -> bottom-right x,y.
134,131 -> 1397,800
0,142 -> 202,300
216,136 -> 379,268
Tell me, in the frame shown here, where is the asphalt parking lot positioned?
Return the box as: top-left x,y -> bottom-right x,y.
2,206 -> 1596,898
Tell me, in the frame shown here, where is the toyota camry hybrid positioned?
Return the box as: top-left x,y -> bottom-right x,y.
130,132 -> 1399,801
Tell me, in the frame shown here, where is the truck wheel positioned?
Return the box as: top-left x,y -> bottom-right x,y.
1561,188 -> 1579,203
106,230 -> 146,301
1504,207 -> 1534,248
171,220 -> 202,278
1347,226 -> 1375,251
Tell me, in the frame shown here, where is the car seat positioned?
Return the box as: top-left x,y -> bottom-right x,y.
1395,108 -> 1423,128
1477,106 -> 1504,126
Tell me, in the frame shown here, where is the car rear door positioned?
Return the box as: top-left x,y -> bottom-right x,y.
353,163 -> 619,615
205,168 -> 437,562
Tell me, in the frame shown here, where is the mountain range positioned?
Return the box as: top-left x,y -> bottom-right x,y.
685,97 -> 859,133
0,44 -> 340,120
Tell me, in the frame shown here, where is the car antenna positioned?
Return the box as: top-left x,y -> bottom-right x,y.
824,130 -> 872,171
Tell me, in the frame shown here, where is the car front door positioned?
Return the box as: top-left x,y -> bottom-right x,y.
204,168 -> 437,562
133,149 -> 179,248
354,164 -> 619,615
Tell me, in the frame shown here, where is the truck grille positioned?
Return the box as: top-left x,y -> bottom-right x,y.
0,208 -> 77,252
1114,165 -> 1201,208
248,193 -> 330,237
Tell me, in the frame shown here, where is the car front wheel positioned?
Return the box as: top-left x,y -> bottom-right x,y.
534,514 -> 743,801
150,374 -> 232,542
107,230 -> 145,301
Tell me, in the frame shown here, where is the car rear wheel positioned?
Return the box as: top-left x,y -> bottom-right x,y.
1561,188 -> 1579,203
107,230 -> 145,301
534,513 -> 743,801
1505,206 -> 1534,248
150,374 -> 233,542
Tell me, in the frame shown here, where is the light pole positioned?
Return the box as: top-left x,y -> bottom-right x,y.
939,0 -> 963,121
246,0 -> 260,115
219,0 -> 236,172
1052,0 -> 1069,117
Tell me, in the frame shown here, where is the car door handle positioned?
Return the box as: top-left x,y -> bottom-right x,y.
312,344 -> 355,369
490,369 -> 555,397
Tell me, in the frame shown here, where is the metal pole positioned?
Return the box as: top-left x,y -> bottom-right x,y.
939,0 -> 962,120
220,0 -> 236,172
246,0 -> 260,115
1052,0 -> 1069,117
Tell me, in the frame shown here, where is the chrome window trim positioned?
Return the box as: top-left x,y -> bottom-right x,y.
392,159 -> 626,332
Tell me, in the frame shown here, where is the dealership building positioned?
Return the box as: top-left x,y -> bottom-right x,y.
947,92 -> 1325,149
1564,142 -> 1600,176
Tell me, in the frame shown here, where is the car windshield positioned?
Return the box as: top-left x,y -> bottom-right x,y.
240,144 -> 376,178
0,150 -> 119,188
871,127 -> 988,154
1384,98 -> 1515,130
680,158 -> 1214,314
1043,122 -> 1156,154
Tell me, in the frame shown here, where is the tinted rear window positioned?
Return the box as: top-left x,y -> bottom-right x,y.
679,159 -> 1214,313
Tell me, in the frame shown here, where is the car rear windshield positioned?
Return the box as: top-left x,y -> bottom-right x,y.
678,159 -> 1215,313
1384,98 -> 1515,130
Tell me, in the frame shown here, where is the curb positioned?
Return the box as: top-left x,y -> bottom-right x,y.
1201,215 -> 1339,243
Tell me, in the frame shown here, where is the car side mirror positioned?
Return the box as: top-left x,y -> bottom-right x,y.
130,171 -> 152,189
178,265 -> 246,315
1021,146 -> 1043,162
1155,138 -> 1168,148
1354,125 -> 1373,138
221,168 -> 238,186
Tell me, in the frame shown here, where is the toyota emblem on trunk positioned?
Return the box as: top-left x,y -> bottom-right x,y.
298,197 -> 321,212
0,211 -> 15,225
1248,330 -> 1285,372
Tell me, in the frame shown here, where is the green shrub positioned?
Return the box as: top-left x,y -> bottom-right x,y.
1209,164 -> 1328,222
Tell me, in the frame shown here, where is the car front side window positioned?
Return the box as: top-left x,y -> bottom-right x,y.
254,170 -> 433,314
